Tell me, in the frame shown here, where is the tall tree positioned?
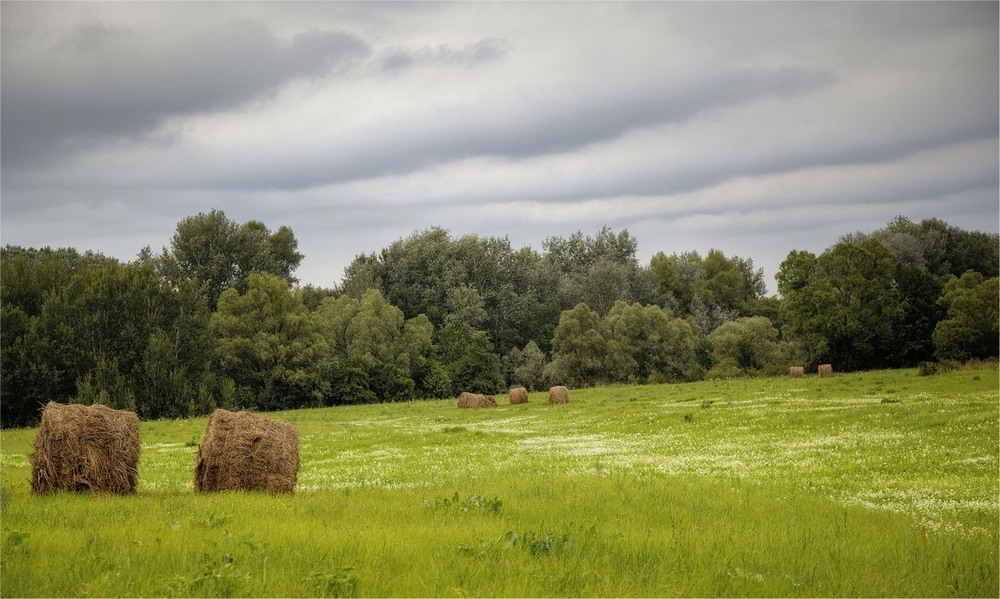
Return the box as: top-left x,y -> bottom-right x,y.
933,271 -> 999,362
211,272 -> 329,410
649,249 -> 766,331
708,316 -> 782,375
155,210 -> 303,310
778,238 -> 902,371
545,303 -> 608,387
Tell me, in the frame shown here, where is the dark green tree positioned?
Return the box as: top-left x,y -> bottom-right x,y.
778,238 -> 902,371
933,271 -> 999,361
545,303 -> 608,387
649,249 -> 766,331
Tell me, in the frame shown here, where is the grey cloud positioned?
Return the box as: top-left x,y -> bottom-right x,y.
380,37 -> 510,71
198,64 -> 835,192
1,17 -> 370,167
2,1 -> 996,290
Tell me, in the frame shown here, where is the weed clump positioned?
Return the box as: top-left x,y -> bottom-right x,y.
424,492 -> 502,515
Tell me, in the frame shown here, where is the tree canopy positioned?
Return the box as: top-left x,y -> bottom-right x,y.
2,214 -> 996,428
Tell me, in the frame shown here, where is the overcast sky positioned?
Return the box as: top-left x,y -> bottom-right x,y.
2,1 -> 997,293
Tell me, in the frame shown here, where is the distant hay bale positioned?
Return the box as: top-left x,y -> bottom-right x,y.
789,366 -> 805,378
193,409 -> 300,494
31,401 -> 140,495
548,386 -> 570,404
818,364 -> 834,378
457,392 -> 497,409
508,387 -> 529,405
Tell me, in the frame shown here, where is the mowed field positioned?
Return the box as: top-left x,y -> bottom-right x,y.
1,367 -> 997,597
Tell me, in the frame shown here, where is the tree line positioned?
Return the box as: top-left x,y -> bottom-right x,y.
2,210 -> 997,427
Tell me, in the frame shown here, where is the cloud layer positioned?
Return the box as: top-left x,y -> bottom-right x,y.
2,2 -> 997,290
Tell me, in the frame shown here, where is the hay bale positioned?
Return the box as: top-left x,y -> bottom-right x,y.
31,401 -> 140,495
457,392 -> 498,409
508,387 -> 529,405
548,386 -> 569,404
789,366 -> 804,378
193,409 -> 300,494
818,364 -> 834,378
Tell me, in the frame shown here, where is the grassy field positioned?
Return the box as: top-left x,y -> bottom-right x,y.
1,366 -> 997,597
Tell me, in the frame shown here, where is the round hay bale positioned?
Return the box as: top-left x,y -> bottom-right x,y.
789,366 -> 805,378
548,386 -> 569,404
31,401 -> 140,495
457,392 -> 498,409
193,409 -> 300,494
818,364 -> 834,378
508,387 -> 529,405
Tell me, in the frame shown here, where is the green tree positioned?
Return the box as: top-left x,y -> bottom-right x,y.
888,265 -> 944,366
932,271 -> 999,361
0,302 -> 42,427
778,239 -> 902,371
708,316 -> 781,375
546,301 -> 702,387
502,340 -> 550,391
603,302 -> 702,383
545,303 -> 608,387
156,210 -> 303,310
316,289 -> 436,403
212,273 -> 330,410
649,249 -> 765,331
543,227 -> 644,313
435,326 -> 505,394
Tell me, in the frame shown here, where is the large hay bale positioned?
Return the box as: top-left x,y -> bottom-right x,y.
818,364 -> 834,378
193,409 -> 300,494
31,401 -> 140,495
789,366 -> 804,378
508,387 -> 529,405
457,392 -> 498,409
548,386 -> 570,404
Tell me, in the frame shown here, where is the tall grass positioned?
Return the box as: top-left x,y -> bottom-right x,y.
2,366 -> 997,597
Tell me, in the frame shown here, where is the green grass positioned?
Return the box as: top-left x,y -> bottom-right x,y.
2,367 -> 997,597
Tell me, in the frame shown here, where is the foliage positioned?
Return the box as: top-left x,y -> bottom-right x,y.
708,316 -> 783,375
436,326 -> 505,395
547,301 -> 702,386
211,273 -> 330,410
650,248 -> 766,332
778,238 -> 904,371
2,213 -> 997,425
933,271 -> 1000,362
153,209 -> 303,310
502,340 -> 550,391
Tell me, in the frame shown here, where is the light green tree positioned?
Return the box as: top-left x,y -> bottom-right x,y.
212,272 -> 330,410
708,316 -> 782,376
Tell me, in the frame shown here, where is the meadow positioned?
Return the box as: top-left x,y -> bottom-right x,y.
1,366 -> 997,597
